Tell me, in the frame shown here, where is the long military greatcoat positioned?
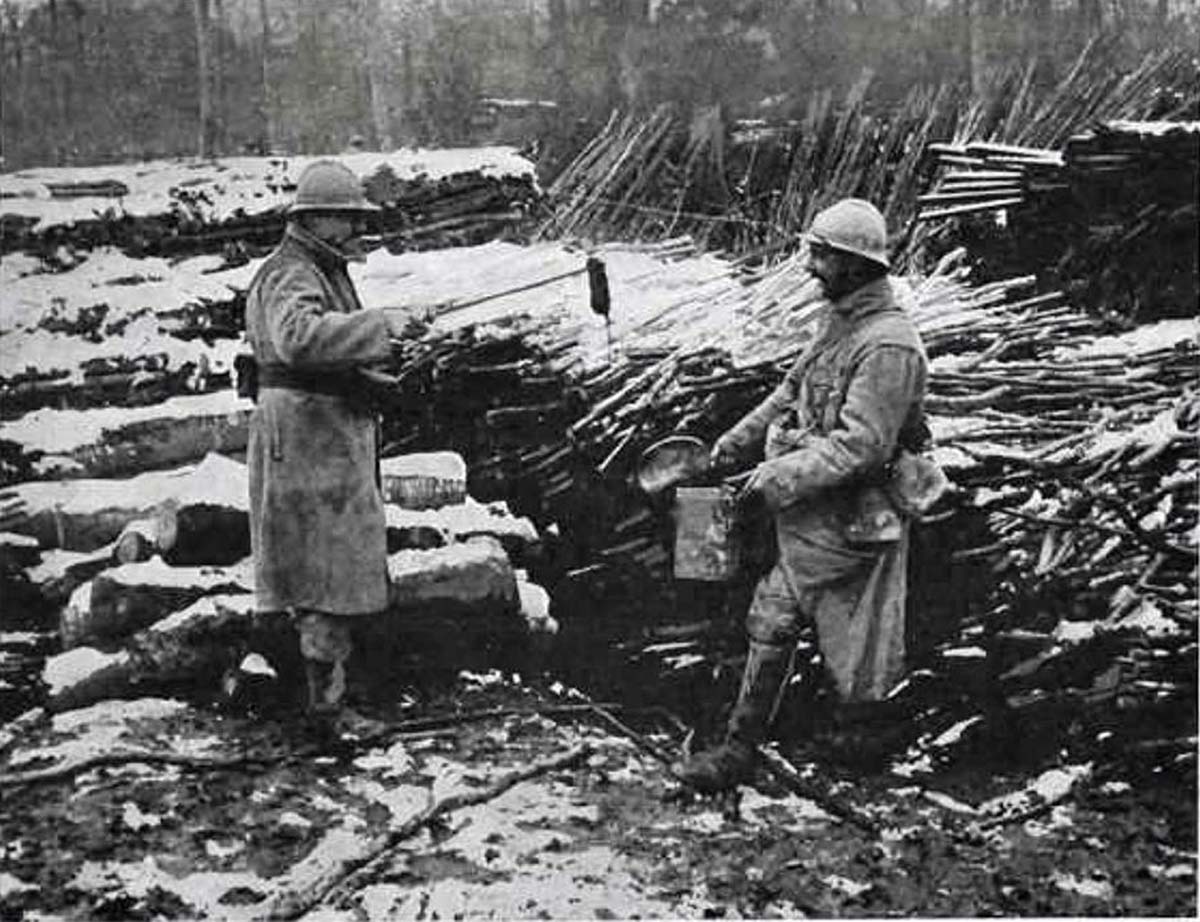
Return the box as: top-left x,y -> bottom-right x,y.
245,223 -> 393,615
721,277 -> 929,700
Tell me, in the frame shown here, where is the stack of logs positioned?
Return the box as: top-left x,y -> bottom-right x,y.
4,449 -> 551,718
1,166 -> 541,264
917,121 -> 1199,322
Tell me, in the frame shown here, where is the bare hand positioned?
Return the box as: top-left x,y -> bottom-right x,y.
386,311 -> 430,339
709,438 -> 737,469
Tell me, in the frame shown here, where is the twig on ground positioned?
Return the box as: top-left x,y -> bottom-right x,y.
266,743 -> 592,921
756,747 -> 880,836
588,705 -> 679,769
0,748 -> 276,788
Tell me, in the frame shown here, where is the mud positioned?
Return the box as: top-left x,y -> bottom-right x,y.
1,668 -> 1195,920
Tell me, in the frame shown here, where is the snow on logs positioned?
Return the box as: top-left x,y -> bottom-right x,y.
43,595 -> 258,713
61,558 -> 254,649
0,392 -> 252,485
9,452 -> 246,550
24,449 -> 550,711
0,149 -> 539,257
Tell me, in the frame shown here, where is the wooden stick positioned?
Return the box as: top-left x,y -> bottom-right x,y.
376,702 -> 625,737
756,747 -> 879,835
0,748 -> 276,788
588,705 -> 678,768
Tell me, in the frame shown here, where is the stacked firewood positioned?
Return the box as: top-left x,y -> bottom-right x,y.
354,246 -> 1197,770
539,47 -> 1195,266
916,121 -> 1199,321
0,157 -> 541,262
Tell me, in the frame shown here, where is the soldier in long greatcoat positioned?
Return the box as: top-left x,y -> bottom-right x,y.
677,198 -> 932,792
245,159 -> 421,723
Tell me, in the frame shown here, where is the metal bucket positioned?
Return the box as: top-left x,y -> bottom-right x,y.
673,485 -> 741,582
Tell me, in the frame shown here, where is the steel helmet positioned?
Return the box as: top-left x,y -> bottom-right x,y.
289,159 -> 380,214
806,198 -> 889,268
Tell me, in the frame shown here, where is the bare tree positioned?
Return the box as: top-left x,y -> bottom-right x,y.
548,0 -> 568,116
608,0 -> 649,110
1078,0 -> 1103,32
258,0 -> 274,153
965,0 -> 1002,96
192,0 -> 216,157
362,0 -> 394,149
213,0 -> 225,152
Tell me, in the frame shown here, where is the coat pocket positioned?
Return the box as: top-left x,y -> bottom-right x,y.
885,449 -> 949,516
842,485 -> 903,544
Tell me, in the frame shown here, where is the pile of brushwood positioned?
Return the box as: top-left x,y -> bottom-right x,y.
537,43 -> 1197,266
918,121 -> 1199,321
361,244 -> 1197,779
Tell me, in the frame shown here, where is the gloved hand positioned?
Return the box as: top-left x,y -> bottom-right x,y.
742,458 -> 791,513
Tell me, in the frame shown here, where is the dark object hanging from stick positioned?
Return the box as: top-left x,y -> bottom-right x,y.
587,256 -> 610,318
394,256 -> 611,331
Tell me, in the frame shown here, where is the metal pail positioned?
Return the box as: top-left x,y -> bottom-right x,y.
672,485 -> 741,581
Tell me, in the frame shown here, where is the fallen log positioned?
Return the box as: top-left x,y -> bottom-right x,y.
384,500 -> 539,566
45,594 -> 260,711
9,464 -> 198,551
27,544 -> 119,606
379,451 -> 467,509
387,537 -> 516,611
8,452 -> 250,566
62,558 -> 253,649
0,391 -> 250,484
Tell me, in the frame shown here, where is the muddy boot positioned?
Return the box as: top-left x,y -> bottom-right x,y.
303,657 -> 384,739
303,658 -> 346,715
675,640 -> 793,793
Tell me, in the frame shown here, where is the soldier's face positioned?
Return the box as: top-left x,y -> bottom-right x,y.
308,213 -> 369,246
806,242 -> 848,297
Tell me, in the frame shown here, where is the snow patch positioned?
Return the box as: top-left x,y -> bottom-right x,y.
930,716 -> 983,748
1052,871 -> 1114,900
42,646 -> 130,696
70,858 -> 267,922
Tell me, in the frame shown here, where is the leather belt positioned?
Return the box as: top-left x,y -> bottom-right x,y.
257,363 -> 360,399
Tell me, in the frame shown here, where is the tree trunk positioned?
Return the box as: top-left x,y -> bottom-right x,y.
1077,0 -> 1102,33
212,0 -> 225,154
1027,0 -> 1053,65
48,0 -> 70,163
400,35 -> 415,145
1,5 -> 19,165
192,0 -> 215,158
604,0 -> 647,111
363,0 -> 393,150
965,0 -> 990,97
548,0 -> 569,120
258,0 -> 274,154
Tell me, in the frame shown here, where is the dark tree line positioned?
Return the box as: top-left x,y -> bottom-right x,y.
0,0 -> 1195,169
